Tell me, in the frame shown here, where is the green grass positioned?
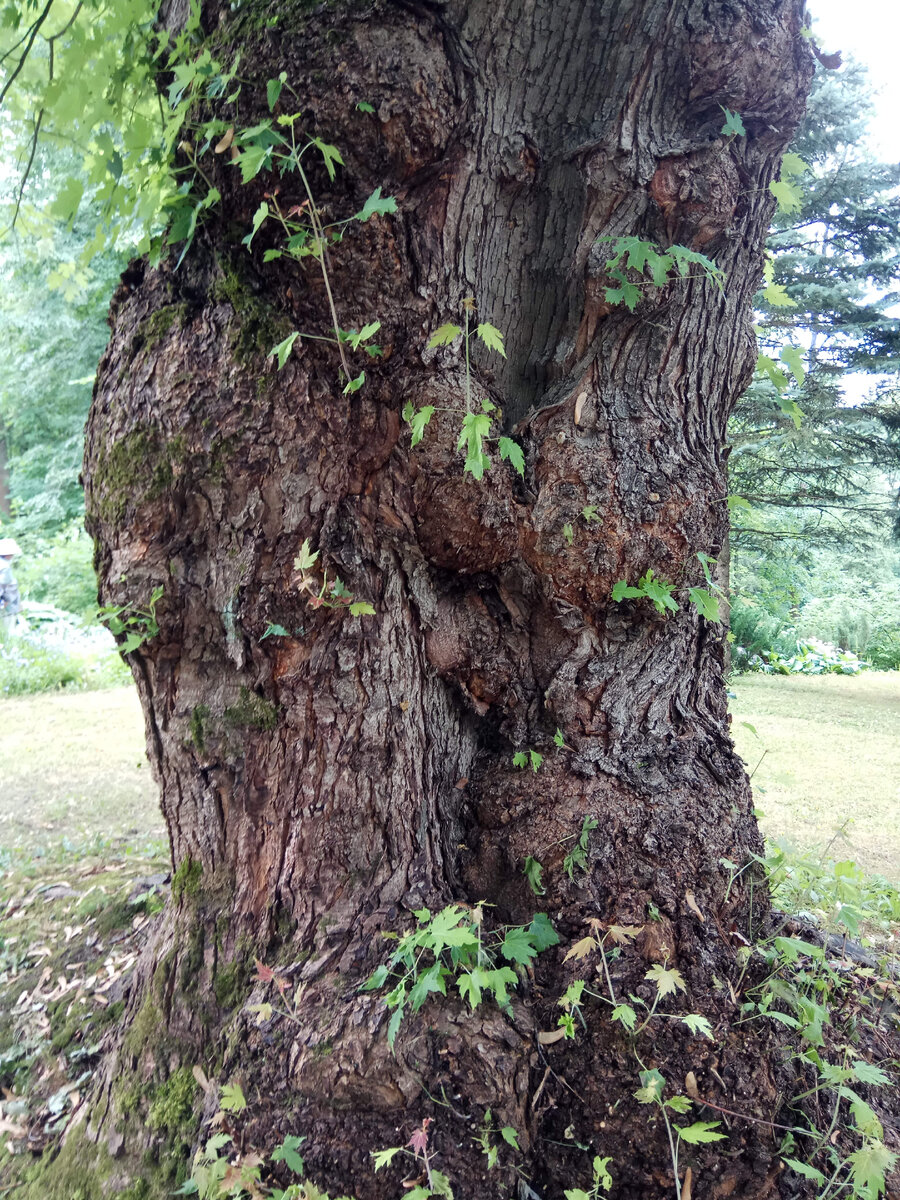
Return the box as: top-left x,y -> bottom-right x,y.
2,674 -> 896,889
730,671 -> 900,886
0,686 -> 163,858
0,631 -> 130,695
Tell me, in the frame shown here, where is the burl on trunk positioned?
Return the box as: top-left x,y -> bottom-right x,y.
81,1 -> 813,1196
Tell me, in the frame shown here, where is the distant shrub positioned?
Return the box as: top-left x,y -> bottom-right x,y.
0,607 -> 129,695
14,523 -> 98,620
796,583 -> 900,663
729,594 -> 793,661
865,629 -> 900,671
748,638 -> 868,676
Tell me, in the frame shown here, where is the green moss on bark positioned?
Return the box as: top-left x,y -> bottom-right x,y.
224,686 -> 279,731
211,260 -> 292,366
189,704 -> 210,752
139,303 -> 188,345
172,857 -> 203,900
147,1066 -> 197,1132
92,427 -> 188,524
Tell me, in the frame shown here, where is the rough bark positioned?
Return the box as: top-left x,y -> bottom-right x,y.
80,2 -> 814,1196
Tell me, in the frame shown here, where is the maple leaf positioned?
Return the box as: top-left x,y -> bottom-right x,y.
564,936 -> 596,963
645,963 -> 687,997
408,1118 -> 432,1156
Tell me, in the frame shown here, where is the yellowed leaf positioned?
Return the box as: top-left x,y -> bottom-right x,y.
214,126 -> 235,154
607,924 -> 643,945
563,936 -> 596,963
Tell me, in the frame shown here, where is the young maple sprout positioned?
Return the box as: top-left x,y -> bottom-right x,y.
292,538 -> 376,616
403,302 -> 526,481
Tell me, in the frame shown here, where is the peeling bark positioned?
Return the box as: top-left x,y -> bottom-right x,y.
80,2 -> 814,1196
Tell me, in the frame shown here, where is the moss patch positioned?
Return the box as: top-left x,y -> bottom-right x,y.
124,996 -> 164,1056
189,704 -> 210,753
211,259 -> 292,367
147,1066 -> 197,1132
213,957 -> 250,1010
172,857 -> 203,901
140,303 -> 188,346
224,686 -> 279,732
92,427 -> 187,524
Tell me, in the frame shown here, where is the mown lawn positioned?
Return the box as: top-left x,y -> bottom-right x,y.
1,675 -> 897,885
0,687 -> 163,859
730,671 -> 900,885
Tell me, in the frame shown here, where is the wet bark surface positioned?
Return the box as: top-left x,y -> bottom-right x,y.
80,1 -> 819,1195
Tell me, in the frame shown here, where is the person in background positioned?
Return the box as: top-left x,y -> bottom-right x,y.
0,537 -> 22,630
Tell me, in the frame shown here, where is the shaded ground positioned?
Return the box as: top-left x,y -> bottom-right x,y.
730,671 -> 900,884
0,847 -> 169,1179
0,687 -> 163,858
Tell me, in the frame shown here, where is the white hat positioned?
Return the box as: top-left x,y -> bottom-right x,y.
0,538 -> 21,557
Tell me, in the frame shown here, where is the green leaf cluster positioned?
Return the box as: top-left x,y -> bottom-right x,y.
601,237 -> 722,311
362,905 -> 559,1047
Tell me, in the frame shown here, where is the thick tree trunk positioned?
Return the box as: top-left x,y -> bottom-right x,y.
82,2 -> 812,1196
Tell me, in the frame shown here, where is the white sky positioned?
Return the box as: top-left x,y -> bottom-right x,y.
809,0 -> 900,160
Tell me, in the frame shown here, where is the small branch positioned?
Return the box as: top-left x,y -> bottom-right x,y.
0,0 -> 55,108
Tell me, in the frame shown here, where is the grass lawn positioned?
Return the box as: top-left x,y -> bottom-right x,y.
1,676 -> 897,886
0,686 -> 164,859
730,671 -> 900,886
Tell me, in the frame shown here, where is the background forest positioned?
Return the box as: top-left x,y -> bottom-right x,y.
0,60 -> 898,689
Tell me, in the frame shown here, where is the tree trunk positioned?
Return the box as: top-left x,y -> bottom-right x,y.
82,2 -> 813,1196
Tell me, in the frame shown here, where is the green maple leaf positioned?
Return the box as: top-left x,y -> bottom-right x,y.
523,855 -> 545,895
428,322 -> 462,348
218,1082 -> 246,1112
266,72 -> 286,110
500,926 -> 539,965
312,137 -> 344,180
770,179 -> 803,213
354,187 -> 398,222
779,344 -> 806,385
410,406 -> 435,447
677,1121 -> 726,1144
476,322 -> 507,356
688,587 -> 721,623
270,331 -> 299,369
408,962 -> 447,1011
645,963 -> 686,997
527,913 -> 559,950
498,436 -> 524,476
371,1147 -> 403,1171
720,107 -> 746,137
458,411 -> 492,479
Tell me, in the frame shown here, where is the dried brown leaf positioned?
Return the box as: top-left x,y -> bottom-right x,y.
680,1165 -> 693,1200
192,1065 -> 211,1094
